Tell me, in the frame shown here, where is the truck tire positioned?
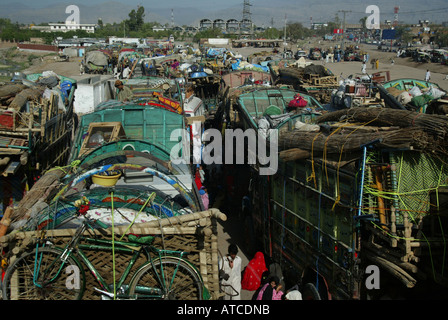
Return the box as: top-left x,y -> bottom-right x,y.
302,283 -> 321,300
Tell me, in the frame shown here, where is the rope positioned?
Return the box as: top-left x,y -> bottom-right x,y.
363,150 -> 448,280
111,191 -> 117,300
44,160 -> 81,175
307,132 -> 322,188
327,119 -> 378,210
118,192 -> 155,241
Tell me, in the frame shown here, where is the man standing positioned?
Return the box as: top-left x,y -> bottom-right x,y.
425,69 -> 431,82
115,80 -> 134,102
219,244 -> 242,300
122,65 -> 131,79
361,62 -> 367,74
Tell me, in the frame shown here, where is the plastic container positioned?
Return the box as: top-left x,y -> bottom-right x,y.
92,170 -> 122,186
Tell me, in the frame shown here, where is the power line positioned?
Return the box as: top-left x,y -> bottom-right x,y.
350,7 -> 448,15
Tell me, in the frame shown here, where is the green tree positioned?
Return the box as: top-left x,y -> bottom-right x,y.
286,22 -> 311,41
395,25 -> 413,44
192,28 -> 224,43
260,27 -> 281,39
359,17 -> 367,32
434,27 -> 448,48
126,6 -> 145,32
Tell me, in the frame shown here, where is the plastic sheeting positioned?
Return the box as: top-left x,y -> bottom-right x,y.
85,50 -> 109,67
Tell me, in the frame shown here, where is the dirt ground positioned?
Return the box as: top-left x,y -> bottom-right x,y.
3,39 -> 447,89
236,39 -> 448,89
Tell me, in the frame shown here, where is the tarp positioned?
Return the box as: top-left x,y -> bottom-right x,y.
206,48 -> 227,58
303,65 -> 333,77
85,50 -> 109,67
231,59 -> 269,72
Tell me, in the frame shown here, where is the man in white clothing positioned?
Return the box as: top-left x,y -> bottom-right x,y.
219,244 -> 242,300
361,62 -> 367,74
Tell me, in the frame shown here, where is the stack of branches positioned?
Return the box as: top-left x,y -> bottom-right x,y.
279,127 -> 430,154
316,107 -> 448,138
0,83 -> 45,111
279,108 -> 448,162
8,167 -> 67,227
0,84 -> 27,107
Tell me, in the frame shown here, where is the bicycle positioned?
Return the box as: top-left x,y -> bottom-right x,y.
2,213 -> 207,300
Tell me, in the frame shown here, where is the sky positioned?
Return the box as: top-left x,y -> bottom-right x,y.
0,0 -> 243,11
0,0 -> 447,26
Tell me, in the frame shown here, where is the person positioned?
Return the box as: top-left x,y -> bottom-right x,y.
251,270 -> 270,300
256,276 -> 284,300
241,252 -> 268,291
171,59 -> 180,70
425,69 -> 431,82
183,83 -> 204,117
122,65 -> 131,79
285,284 -> 302,300
115,80 -> 134,102
200,186 -> 209,210
80,60 -> 85,75
361,62 -> 366,74
285,290 -> 302,300
375,58 -> 379,70
219,244 -> 242,300
183,83 -> 205,164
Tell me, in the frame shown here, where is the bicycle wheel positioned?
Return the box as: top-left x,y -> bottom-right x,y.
129,257 -> 203,300
2,247 -> 85,300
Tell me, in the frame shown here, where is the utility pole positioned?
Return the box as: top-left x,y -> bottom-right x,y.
242,0 -> 252,38
284,14 -> 287,46
338,10 -> 351,50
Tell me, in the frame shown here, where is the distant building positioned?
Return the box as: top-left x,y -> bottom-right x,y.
311,22 -> 328,30
48,21 -> 97,33
29,25 -> 51,33
108,37 -> 141,45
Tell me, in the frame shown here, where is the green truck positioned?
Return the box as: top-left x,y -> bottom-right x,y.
232,87 -> 448,299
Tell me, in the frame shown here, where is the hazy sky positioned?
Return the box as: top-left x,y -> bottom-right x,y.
0,0 -> 244,11
1,0 -> 447,25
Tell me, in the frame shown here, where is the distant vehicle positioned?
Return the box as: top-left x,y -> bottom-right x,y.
294,50 -> 308,59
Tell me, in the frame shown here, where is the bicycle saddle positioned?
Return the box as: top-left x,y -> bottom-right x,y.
128,234 -> 155,245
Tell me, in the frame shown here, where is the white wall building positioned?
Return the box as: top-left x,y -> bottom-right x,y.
49,22 -> 97,33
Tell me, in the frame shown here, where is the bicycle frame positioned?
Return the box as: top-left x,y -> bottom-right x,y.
33,219 -> 194,300
75,237 -> 190,299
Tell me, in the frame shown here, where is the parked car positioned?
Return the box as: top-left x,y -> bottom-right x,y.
294,50 -> 308,59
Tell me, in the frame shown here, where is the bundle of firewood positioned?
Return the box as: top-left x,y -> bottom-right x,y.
316,107 -> 448,138
277,108 -> 448,162
0,83 -> 45,110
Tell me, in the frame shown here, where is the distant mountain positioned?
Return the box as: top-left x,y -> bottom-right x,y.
0,2 -> 164,25
1,0 -> 447,27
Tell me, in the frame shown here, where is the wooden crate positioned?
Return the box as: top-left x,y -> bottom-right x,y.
0,111 -> 15,130
0,209 -> 225,300
78,122 -> 126,158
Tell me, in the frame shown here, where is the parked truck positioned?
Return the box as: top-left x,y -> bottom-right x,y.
230,87 -> 448,300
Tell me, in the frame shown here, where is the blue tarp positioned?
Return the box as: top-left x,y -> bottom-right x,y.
231,59 -> 269,72
206,48 -> 227,57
